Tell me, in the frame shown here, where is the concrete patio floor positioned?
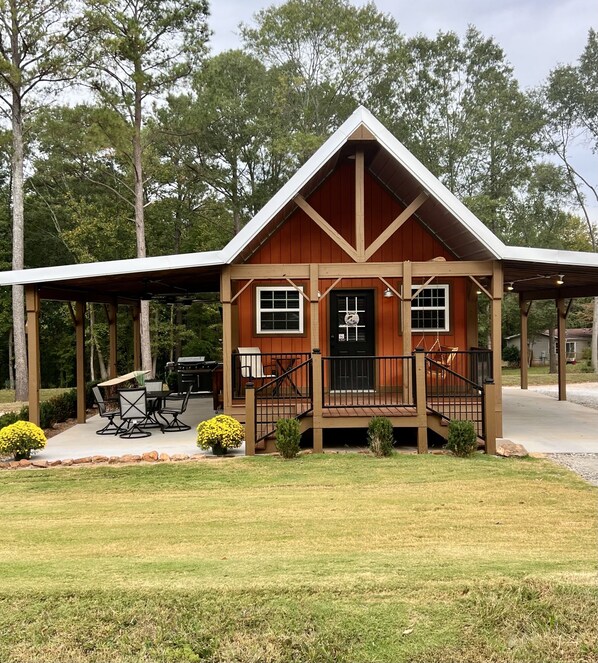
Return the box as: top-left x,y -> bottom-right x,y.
35,396 -> 245,462
503,387 -> 598,453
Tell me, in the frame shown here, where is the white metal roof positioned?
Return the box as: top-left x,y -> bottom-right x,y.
501,245 -> 598,268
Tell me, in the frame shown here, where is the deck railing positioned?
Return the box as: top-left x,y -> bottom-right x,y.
322,355 -> 415,408
423,348 -> 492,391
424,357 -> 485,439
232,351 -> 311,399
251,357 -> 313,443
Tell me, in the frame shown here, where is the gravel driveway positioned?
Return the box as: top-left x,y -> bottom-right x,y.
547,453 -> 598,487
529,381 -> 598,410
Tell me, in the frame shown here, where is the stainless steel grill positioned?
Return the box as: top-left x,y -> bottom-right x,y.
166,356 -> 220,394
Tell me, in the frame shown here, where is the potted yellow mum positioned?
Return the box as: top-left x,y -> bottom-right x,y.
197,415 -> 244,456
0,421 -> 47,460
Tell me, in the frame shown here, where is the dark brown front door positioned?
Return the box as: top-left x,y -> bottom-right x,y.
329,290 -> 375,390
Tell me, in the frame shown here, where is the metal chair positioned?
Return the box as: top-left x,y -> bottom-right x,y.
156,385 -> 192,432
92,385 -> 122,436
237,347 -> 277,381
118,388 -> 152,438
142,380 -> 165,429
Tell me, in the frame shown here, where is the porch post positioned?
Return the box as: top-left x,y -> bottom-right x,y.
312,349 -> 323,453
414,351 -> 428,453
75,301 -> 87,423
519,295 -> 531,390
244,382 -> 256,455
309,264 -> 320,348
221,266 -> 233,412
490,262 -> 503,437
107,300 -> 118,379
556,298 -> 567,401
401,261 -> 412,402
25,286 -> 41,426
132,303 -> 141,371
483,380 -> 497,454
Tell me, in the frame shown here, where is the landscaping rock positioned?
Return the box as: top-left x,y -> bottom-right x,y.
61,459 -> 73,466
142,451 -> 159,462
170,453 -> 189,462
92,455 -> 109,463
0,461 -> 11,469
9,461 -> 20,469
31,460 -> 49,468
18,459 -> 32,467
159,453 -> 170,462
48,460 -> 62,466
496,440 -> 528,457
109,456 -> 120,464
119,454 -> 141,463
73,456 -> 93,464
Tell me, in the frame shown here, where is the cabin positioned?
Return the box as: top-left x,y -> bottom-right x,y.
2,107 -> 598,454
505,328 -> 592,365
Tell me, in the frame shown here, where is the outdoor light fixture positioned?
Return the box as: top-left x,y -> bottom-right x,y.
384,287 -> 393,298
507,282 -> 514,291
317,290 -> 321,298
476,288 -> 482,295
556,274 -> 565,285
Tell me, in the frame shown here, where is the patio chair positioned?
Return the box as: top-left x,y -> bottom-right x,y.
156,385 -> 192,432
237,347 -> 277,382
92,385 -> 123,436
118,387 -> 151,438
142,379 -> 165,429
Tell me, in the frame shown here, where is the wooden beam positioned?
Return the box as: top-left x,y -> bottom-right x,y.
132,304 -> 141,371
106,301 -> 118,379
557,298 -> 567,401
244,383 -> 256,456
468,275 -> 492,300
25,286 -> 41,427
230,278 -> 254,304
364,191 -> 429,261
284,277 -> 310,302
491,262 -> 503,437
411,275 -> 436,301
466,280 -> 478,350
311,350 -> 323,453
347,125 -> 375,141
355,150 -> 365,261
319,276 -> 342,301
402,262 -> 412,402
221,266 -> 233,413
75,301 -> 86,423
414,351 -> 428,454
230,264 -> 310,280
294,194 -> 359,262
378,276 -> 402,300
483,381 -> 497,454
412,261 -> 493,277
309,264 -> 320,350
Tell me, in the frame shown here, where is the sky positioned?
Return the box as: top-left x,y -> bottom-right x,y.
208,0 -> 595,88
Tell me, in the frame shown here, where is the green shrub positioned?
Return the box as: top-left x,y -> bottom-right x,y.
502,345 -> 520,367
275,418 -> 301,459
367,417 -> 394,457
446,420 -> 478,457
0,421 -> 47,460
0,412 -> 19,429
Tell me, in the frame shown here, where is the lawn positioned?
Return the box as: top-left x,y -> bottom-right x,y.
0,388 -> 69,411
0,455 -> 596,662
501,365 -> 598,386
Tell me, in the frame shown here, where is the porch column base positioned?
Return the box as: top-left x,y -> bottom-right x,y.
313,427 -> 323,453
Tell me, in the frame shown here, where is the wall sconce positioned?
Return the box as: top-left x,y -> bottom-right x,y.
317,290 -> 321,298
384,287 -> 393,298
476,288 -> 482,295
507,282 -> 514,291
556,274 -> 564,285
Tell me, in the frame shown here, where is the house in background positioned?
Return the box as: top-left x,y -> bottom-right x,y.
2,106 -> 598,455
506,328 -> 592,365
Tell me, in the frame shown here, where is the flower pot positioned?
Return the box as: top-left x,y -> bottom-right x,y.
14,451 -> 31,461
211,442 -> 228,456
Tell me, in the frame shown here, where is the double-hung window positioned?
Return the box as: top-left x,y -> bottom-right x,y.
256,286 -> 304,334
411,284 -> 449,332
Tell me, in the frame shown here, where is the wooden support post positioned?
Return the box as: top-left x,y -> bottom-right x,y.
25,286 -> 41,427
483,380 -> 497,454
309,264 -> 320,349
221,266 -> 233,413
466,280 -> 478,349
519,295 -> 531,390
107,301 -> 118,379
355,150 -> 365,261
490,262 -> 503,437
244,382 -> 256,456
74,301 -> 86,423
132,304 -> 141,371
557,298 -> 567,401
401,261 -> 412,402
414,351 -> 427,453
312,349 -> 323,453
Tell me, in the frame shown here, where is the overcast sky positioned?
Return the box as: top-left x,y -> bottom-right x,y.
209,0 -> 595,89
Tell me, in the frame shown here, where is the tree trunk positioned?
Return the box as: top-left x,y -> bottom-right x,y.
11,89 -> 28,401
133,71 -> 153,376
548,327 -> 557,374
592,298 -> 598,373
8,327 -> 14,390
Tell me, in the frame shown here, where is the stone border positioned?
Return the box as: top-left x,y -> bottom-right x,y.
0,450 -> 241,470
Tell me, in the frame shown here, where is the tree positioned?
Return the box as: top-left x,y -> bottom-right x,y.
0,0 -> 82,400
241,0 -> 402,154
544,29 -> 598,370
78,0 -> 209,374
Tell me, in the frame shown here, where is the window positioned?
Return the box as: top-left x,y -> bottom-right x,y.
256,286 -> 304,334
411,284 -> 449,332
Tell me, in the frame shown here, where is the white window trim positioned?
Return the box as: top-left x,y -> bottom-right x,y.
410,284 -> 450,333
256,286 -> 304,334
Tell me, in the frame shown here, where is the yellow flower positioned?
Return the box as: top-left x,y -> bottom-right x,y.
197,415 -> 244,451
0,421 -> 47,460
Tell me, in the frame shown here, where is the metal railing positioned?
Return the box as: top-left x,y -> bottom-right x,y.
423,348 -> 492,390
425,357 -> 485,439
232,351 -> 311,399
253,357 -> 313,443
322,355 -> 415,408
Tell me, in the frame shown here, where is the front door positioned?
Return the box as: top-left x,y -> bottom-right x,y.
329,290 -> 375,390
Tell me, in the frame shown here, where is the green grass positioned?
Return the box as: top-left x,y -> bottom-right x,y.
501,365 -> 598,386
0,388 -> 69,410
0,455 -> 596,662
